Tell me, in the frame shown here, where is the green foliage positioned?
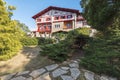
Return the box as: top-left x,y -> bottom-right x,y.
40,41 -> 70,62
81,0 -> 120,36
0,0 -> 26,60
52,31 -> 68,41
80,38 -> 120,78
15,20 -> 30,33
40,28 -> 90,62
80,0 -> 120,78
107,12 -> 120,37
20,37 -> 38,46
66,28 -> 90,48
37,37 -> 54,45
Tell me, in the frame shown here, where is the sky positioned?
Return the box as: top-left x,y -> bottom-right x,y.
5,0 -> 82,31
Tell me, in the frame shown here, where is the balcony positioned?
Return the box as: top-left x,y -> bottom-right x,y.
53,15 -> 74,22
36,17 -> 51,23
37,26 -> 51,33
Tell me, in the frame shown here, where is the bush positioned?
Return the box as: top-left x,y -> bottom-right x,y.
66,28 -> 90,49
20,37 -> 38,46
40,28 -> 90,62
40,40 -> 71,62
52,31 -> 68,41
0,33 -> 22,60
80,38 -> 120,78
37,37 -> 54,45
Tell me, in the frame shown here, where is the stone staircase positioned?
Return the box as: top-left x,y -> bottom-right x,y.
0,59 -> 117,80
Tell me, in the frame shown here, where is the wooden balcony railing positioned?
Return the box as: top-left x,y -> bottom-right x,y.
37,27 -> 51,32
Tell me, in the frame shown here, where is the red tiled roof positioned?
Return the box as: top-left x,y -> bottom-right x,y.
32,6 -> 81,19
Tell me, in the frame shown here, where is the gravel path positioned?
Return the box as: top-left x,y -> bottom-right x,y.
0,46 -> 40,76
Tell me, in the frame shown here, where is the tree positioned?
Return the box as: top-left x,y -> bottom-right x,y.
80,0 -> 120,36
80,0 -> 120,78
15,20 -> 30,33
0,0 -> 24,60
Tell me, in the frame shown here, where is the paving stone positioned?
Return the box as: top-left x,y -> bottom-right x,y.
10,76 -> 26,80
73,60 -> 78,63
94,74 -> 101,80
84,71 -> 94,80
35,72 -> 51,80
69,63 -> 79,68
45,64 -> 58,71
76,59 -> 81,62
29,68 -> 46,78
62,61 -> 69,65
61,67 -> 69,70
0,73 -> 16,80
17,71 -> 30,76
52,68 -> 68,78
100,75 -> 109,80
26,77 -> 33,80
109,77 -> 117,80
61,75 -> 74,80
70,68 -> 80,79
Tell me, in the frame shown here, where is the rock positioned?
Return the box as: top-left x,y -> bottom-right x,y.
70,68 -> 80,79
100,75 -> 109,80
62,61 -> 69,65
94,74 -> 101,80
45,64 -> 58,71
73,60 -> 78,63
29,68 -> 46,78
52,68 -> 68,78
61,67 -> 69,70
84,71 -> 94,80
76,59 -> 81,62
69,63 -> 79,68
109,77 -> 117,80
61,75 -> 74,80
17,71 -> 30,76
11,76 -> 26,80
26,77 -> 33,80
35,72 -> 51,80
0,73 -> 16,80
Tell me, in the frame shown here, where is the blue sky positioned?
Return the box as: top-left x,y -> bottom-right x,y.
5,0 -> 82,31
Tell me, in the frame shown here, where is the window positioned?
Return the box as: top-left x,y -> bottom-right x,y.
67,15 -> 72,19
46,18 -> 51,21
54,11 -> 58,14
54,16 -> 59,20
66,23 -> 72,28
61,16 -> 65,19
55,24 -> 60,28
48,26 -> 51,29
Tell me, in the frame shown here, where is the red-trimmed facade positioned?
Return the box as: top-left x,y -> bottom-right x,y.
32,6 -> 87,37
